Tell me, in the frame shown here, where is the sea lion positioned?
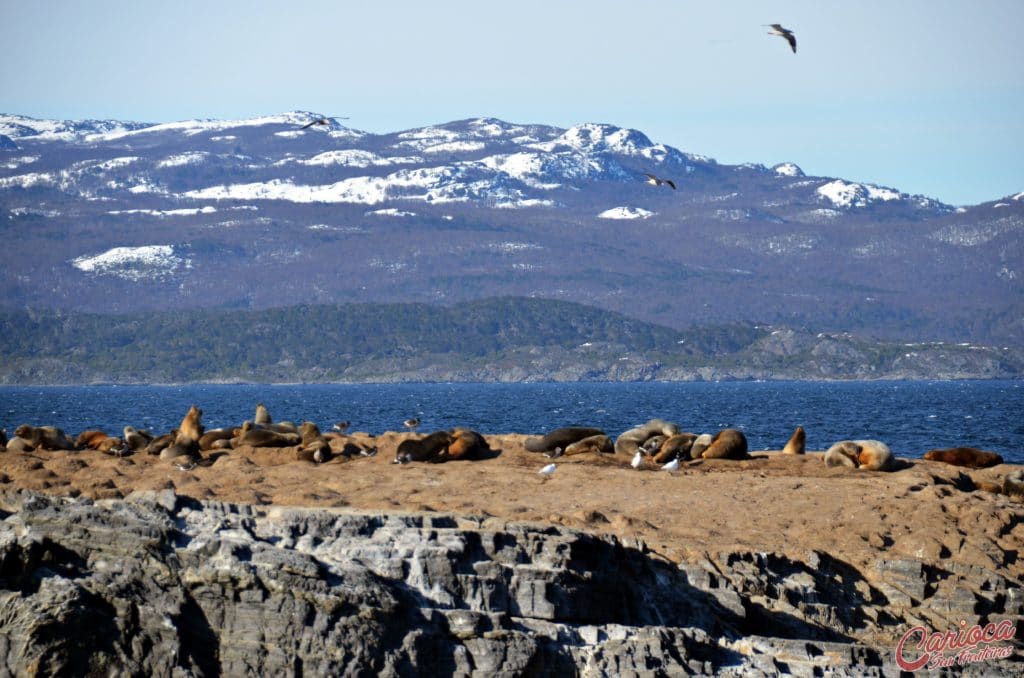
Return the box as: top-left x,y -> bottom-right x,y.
296,439 -> 332,463
653,433 -> 698,464
75,430 -> 109,450
237,428 -> 301,447
96,436 -> 126,455
5,436 -> 34,453
0,428 -> 6,450
702,429 -> 750,460
824,440 -> 894,471
254,403 -> 272,425
640,435 -> 668,455
689,433 -> 713,460
524,427 -> 605,454
146,431 -> 177,456
445,428 -> 491,460
564,434 -> 614,456
614,419 -> 680,456
13,424 -> 75,451
395,431 -> 452,464
782,426 -> 806,455
176,405 -> 204,443
923,447 -> 1003,469
160,438 -> 201,462
123,426 -> 154,452
198,428 -> 235,451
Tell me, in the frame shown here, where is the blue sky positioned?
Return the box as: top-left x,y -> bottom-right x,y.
2,0 -> 1021,205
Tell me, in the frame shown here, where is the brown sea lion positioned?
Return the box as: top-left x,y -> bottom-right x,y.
702,429 -> 749,460
824,440 -> 894,471
1004,470 -> 1024,500
782,426 -> 806,455
5,436 -> 34,453
614,419 -> 680,456
689,433 -> 713,460
96,436 -> 126,455
75,430 -> 109,450
160,438 -> 201,462
146,431 -> 177,456
254,403 -> 272,425
564,434 -> 614,456
395,431 -> 452,464
198,428 -> 235,451
296,439 -> 332,463
923,447 -> 1003,469
524,427 -> 605,454
176,405 -> 204,443
237,429 -> 301,447
0,428 -> 6,450
652,433 -> 698,464
13,424 -> 75,451
445,428 -> 491,460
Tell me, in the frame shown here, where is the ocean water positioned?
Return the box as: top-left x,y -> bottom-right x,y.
0,381 -> 1021,463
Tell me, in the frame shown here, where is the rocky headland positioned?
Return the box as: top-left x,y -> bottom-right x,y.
0,433 -> 1022,675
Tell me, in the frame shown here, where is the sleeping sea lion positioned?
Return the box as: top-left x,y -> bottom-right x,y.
689,433 -> 713,460
923,447 -> 1003,469
445,428 -> 491,460
563,434 -> 614,456
123,426 -> 154,452
652,433 -> 698,464
75,430 -> 109,450
824,440 -> 894,471
782,426 -> 805,455
395,431 -> 452,464
146,431 -> 177,456
13,424 -> 75,451
614,419 -> 680,456
702,429 -> 749,460
524,427 -> 605,454
199,429 -> 235,451
238,429 -> 301,447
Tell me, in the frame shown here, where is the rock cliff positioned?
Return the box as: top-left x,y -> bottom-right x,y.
0,490 -> 1020,676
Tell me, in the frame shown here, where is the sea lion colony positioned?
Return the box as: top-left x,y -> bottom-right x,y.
0,409 -> 1019,496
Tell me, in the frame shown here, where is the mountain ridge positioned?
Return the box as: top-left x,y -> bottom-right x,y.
1,111 -> 1020,350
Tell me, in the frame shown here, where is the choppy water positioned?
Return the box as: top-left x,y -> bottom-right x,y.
1,381 -> 1021,463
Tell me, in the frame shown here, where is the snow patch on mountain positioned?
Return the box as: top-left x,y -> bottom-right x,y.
0,114 -> 152,140
71,245 -> 190,281
108,206 -> 218,217
929,219 -> 1022,247
90,112 -> 331,141
598,206 -> 654,220
2,156 -> 39,170
366,208 -> 417,217
773,163 -> 804,177
422,141 -> 487,154
816,180 -> 901,208
157,152 -> 209,168
0,172 -> 57,189
279,149 -> 423,168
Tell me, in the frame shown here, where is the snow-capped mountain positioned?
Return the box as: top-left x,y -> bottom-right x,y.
0,112 -> 1019,347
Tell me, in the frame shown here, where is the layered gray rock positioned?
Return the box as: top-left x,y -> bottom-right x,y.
0,490 -> 1020,676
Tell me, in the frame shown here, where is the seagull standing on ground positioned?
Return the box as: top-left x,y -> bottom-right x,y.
631,450 -> 644,469
332,421 -> 350,434
539,463 -> 557,479
765,24 -> 796,53
643,172 -> 677,190
661,456 -> 681,473
403,418 -> 420,432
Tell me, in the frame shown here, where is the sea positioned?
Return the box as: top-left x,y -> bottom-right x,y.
0,381 -> 1021,463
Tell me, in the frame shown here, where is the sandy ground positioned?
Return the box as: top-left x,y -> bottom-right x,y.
2,430 -> 1021,582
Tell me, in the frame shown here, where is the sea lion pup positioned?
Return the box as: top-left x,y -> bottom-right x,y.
524,427 -> 605,454
923,447 -> 1003,469
689,433 -> 713,460
614,419 -> 680,456
563,434 -> 614,456
123,426 -> 154,452
394,431 -> 452,464
782,426 -> 806,455
13,424 -> 75,451
254,403 -> 272,426
145,431 -> 177,456
652,433 -> 698,464
824,440 -> 894,471
198,428 -> 235,451
701,429 -> 750,460
444,428 -> 491,460
75,430 -> 110,450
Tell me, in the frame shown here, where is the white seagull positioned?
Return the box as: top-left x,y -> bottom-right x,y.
765,24 -> 796,53
631,450 -> 644,469
661,457 -> 681,473
539,463 -> 557,479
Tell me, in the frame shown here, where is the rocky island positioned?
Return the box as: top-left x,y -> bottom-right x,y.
0,432 -> 1021,675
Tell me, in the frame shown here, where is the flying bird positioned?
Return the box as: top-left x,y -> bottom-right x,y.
765,24 -> 796,53
332,421 -> 351,433
643,172 -> 676,190
298,115 -> 350,130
